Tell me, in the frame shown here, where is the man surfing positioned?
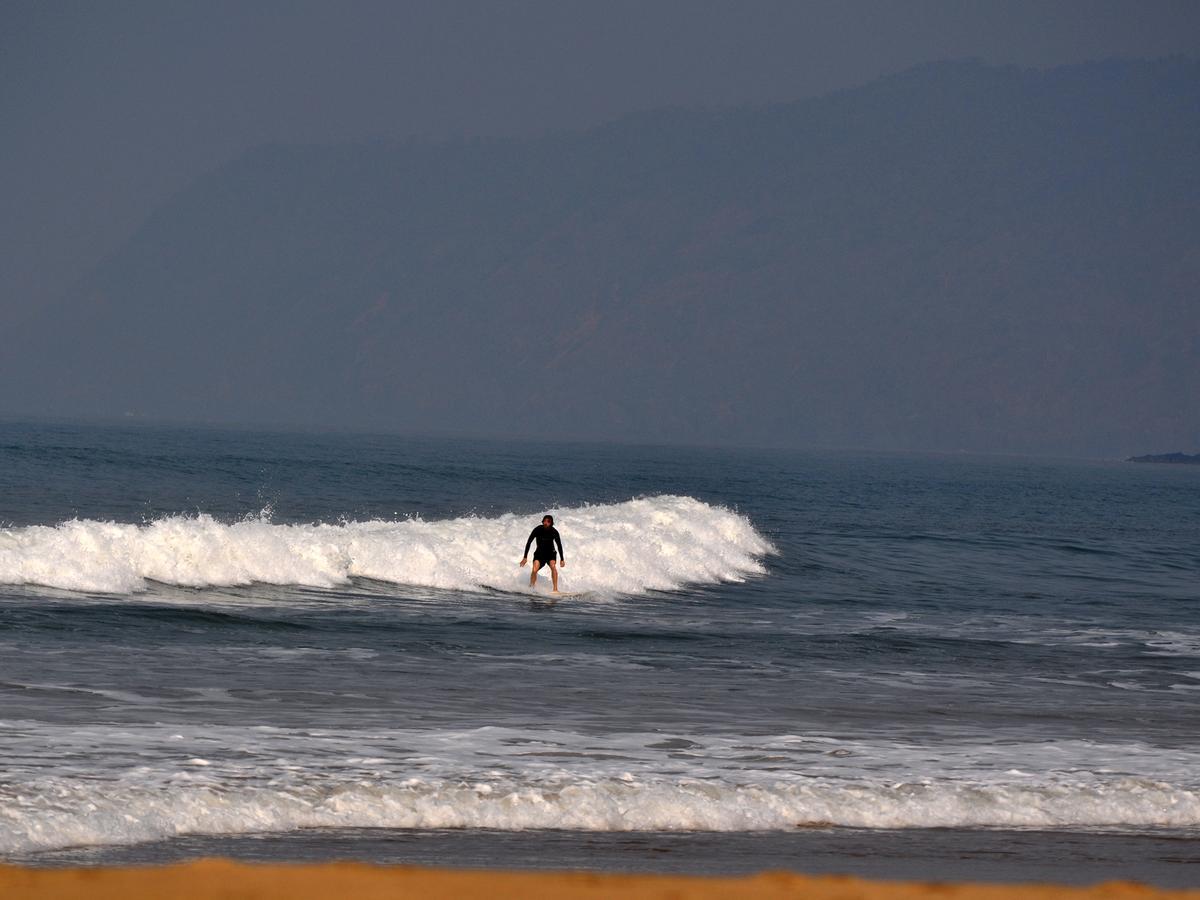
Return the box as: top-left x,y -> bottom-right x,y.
520,515 -> 565,592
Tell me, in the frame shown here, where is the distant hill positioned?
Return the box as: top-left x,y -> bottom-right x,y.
1127,453 -> 1200,464
4,58 -> 1198,455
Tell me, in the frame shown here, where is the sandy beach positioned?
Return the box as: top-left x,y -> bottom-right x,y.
2,861 -> 1199,900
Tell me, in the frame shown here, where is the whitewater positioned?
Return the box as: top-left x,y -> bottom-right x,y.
4,722 -> 1200,855
0,496 -> 772,595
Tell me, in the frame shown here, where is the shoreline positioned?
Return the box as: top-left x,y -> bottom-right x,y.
3,861 -> 1200,900
12,826 -> 1200,888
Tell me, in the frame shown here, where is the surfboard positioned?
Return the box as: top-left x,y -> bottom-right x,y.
487,586 -> 590,599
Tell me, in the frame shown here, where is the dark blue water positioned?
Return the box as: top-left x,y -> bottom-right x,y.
1,419 -> 1198,881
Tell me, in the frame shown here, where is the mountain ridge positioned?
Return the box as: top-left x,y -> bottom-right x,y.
4,57 -> 1198,455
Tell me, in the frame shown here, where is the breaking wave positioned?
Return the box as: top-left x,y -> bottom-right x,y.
0,495 -> 772,595
4,722 -> 1198,854
4,774 -> 1198,855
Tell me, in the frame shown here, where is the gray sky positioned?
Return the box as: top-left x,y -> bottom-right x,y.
3,0 -> 1199,330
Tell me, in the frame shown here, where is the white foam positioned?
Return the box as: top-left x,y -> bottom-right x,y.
3,722 -> 1199,854
0,496 -> 773,595
3,773 -> 1198,855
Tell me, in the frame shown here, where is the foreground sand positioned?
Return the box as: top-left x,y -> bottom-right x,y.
2,861 -> 1198,900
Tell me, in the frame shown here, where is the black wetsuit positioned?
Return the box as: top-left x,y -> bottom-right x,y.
523,525 -> 564,564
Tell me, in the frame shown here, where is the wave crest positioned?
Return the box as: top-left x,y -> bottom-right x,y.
0,496 -> 773,595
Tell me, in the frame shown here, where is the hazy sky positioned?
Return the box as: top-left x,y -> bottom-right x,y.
3,0 -> 1199,329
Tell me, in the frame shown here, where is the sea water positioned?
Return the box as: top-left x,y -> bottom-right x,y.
1,420 -> 1197,882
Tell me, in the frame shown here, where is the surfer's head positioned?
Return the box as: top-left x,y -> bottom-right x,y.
542,515 -> 554,527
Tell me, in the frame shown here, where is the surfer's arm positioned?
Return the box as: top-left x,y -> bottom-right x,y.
521,529 -> 537,559
554,531 -> 564,563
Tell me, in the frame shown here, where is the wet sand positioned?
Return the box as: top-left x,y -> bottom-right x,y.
15,827 -> 1200,888
3,861 -> 1200,900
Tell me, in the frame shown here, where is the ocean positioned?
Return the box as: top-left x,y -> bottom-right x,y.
1,420 -> 1198,885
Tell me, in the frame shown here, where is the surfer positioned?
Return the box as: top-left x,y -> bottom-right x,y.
520,515 -> 565,592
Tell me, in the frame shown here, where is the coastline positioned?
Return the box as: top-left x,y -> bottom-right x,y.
3,860 -> 1200,900
13,827 -> 1200,888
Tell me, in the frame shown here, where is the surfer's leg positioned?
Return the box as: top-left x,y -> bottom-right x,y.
530,560 -> 541,587
548,559 -> 559,592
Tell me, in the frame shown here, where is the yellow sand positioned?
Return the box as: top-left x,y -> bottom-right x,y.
2,861 -> 1197,900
